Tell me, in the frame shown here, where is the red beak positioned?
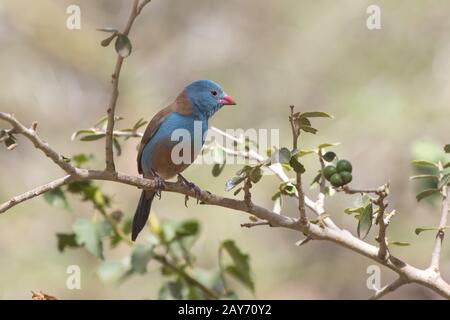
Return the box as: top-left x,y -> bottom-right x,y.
219,95 -> 236,106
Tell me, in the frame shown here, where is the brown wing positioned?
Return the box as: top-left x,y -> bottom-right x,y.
137,91 -> 192,175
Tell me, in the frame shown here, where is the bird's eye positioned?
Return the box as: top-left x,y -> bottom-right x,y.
211,90 -> 217,96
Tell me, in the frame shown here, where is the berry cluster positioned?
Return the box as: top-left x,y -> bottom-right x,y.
323,159 -> 353,187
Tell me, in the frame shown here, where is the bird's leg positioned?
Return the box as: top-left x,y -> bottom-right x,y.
177,173 -> 202,204
151,169 -> 166,199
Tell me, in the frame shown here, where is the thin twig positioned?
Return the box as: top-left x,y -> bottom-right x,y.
241,221 -> 270,228
341,186 -> 381,195
0,175 -> 73,214
318,150 -> 327,195
104,0 -> 150,172
430,161 -> 450,273
0,112 -> 78,174
289,106 -> 307,225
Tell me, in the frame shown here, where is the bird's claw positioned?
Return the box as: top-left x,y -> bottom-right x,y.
151,169 -> 166,199
177,174 -> 201,205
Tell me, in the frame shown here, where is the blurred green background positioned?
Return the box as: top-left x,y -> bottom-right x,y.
1,0 -> 450,299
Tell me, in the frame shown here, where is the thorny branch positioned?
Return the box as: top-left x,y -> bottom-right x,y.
2,111 -> 450,299
430,161 -> 450,273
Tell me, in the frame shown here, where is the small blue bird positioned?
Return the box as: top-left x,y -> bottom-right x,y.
132,80 -> 236,241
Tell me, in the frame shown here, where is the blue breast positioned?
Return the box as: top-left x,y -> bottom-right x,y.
140,112 -> 208,177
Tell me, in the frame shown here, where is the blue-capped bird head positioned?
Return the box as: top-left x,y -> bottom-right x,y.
185,80 -> 236,119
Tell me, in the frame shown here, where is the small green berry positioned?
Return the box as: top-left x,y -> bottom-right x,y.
329,173 -> 344,187
340,171 -> 353,185
336,159 -> 352,173
323,165 -> 337,180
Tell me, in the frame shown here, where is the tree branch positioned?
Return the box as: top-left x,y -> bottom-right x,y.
430,162 -> 450,273
0,112 -> 78,174
0,175 -> 73,214
3,111 -> 450,299
289,106 -> 307,225
369,277 -> 405,300
375,191 -> 389,260
104,0 -> 151,172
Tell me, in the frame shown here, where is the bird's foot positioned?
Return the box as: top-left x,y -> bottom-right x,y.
177,174 -> 202,205
151,169 -> 166,199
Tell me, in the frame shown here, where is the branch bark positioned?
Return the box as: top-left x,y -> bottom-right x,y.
369,277 -> 405,300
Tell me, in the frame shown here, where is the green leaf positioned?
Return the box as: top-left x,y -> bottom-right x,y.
191,268 -> 222,295
4,136 -> 17,150
298,117 -> 311,126
0,129 -> 7,142
322,151 -> 336,162
415,226 -> 439,235
344,206 -> 364,215
159,281 -> 183,300
220,240 -> 254,292
299,125 -> 317,134
318,142 -> 340,149
97,27 -> 119,33
289,157 -> 305,174
133,118 -> 148,131
212,163 -> 225,177
249,167 -> 263,183
56,233 -> 80,252
444,144 -> 450,153
410,175 -> 439,181
131,244 -> 154,274
71,153 -> 94,167
416,189 -> 440,202
388,241 -> 410,247
273,192 -> 282,214
357,204 -> 373,239
225,176 -> 245,192
80,133 -> 106,141
444,162 -> 450,169
296,149 -> 316,157
113,138 -> 122,156
279,182 -> 297,196
176,219 -> 200,237
73,219 -> 112,259
101,33 -> 118,47
115,34 -> 132,58
355,194 -> 373,207
97,259 -> 130,283
271,147 -> 291,164
71,129 -> 96,141
43,187 -> 69,209
300,111 -> 333,118
233,187 -> 243,196
93,189 -> 106,208
412,160 -> 438,168
311,172 -> 321,186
